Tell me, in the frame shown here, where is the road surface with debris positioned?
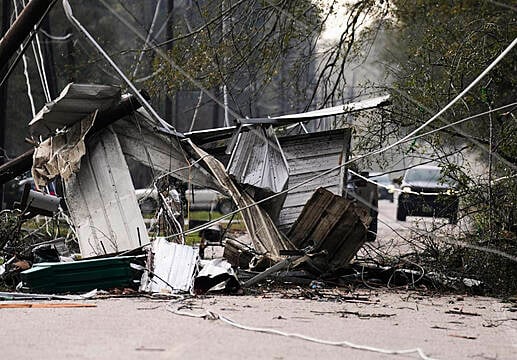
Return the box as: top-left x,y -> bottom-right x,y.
1,200 -> 513,360
0,289 -> 515,360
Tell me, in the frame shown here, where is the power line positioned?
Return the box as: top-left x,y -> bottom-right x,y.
62,0 -> 180,137
97,0 -> 243,120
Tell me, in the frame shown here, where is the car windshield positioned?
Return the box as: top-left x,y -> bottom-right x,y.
370,174 -> 391,185
405,168 -> 442,183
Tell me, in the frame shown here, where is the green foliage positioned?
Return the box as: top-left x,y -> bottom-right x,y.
0,210 -> 22,251
372,0 -> 517,295
385,0 -> 516,143
148,0 -> 322,111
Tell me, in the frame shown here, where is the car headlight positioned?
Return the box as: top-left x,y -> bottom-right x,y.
387,185 -> 395,193
402,186 -> 412,193
445,189 -> 456,195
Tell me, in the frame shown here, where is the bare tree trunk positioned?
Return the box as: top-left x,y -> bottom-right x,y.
164,0 -> 174,126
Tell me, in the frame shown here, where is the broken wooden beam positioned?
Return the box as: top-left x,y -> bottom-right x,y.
223,238 -> 254,269
0,303 -> 96,309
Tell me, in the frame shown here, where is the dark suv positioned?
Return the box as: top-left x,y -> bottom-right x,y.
396,165 -> 459,224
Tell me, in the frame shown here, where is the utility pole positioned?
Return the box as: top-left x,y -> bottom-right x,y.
0,0 -> 55,208
0,0 -> 55,71
0,0 -> 11,208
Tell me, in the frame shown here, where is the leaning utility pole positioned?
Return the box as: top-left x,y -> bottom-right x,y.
0,0 -> 55,71
0,0 -> 55,208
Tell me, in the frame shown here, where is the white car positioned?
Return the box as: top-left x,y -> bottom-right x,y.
134,187 -> 234,214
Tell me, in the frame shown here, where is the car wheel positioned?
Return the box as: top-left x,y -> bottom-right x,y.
396,205 -> 407,221
389,194 -> 394,203
217,199 -> 234,214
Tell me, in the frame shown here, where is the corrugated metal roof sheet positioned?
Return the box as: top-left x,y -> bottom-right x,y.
112,110 -> 223,191
277,129 -> 351,232
227,126 -> 289,193
20,256 -> 141,293
240,95 -> 390,125
144,238 -> 199,293
29,83 -> 121,136
64,128 -> 149,257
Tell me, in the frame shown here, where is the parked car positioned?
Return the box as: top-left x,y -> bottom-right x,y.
369,172 -> 395,202
396,165 -> 459,224
135,187 -> 234,215
186,187 -> 234,214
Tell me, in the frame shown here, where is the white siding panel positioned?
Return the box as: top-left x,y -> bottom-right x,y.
65,127 -> 149,257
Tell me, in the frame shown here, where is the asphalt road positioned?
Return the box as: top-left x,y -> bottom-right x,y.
0,290 -> 515,360
368,197 -> 462,258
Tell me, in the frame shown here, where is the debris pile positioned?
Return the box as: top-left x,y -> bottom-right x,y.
0,83 -> 398,297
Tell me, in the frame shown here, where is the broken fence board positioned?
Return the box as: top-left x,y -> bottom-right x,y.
288,188 -> 371,270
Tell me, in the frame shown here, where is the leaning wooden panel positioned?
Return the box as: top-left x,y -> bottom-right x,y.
288,187 -> 371,271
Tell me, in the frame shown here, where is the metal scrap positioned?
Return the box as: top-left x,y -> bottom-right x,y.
28,83 -> 121,137
140,237 -> 199,293
185,139 -> 295,259
64,128 -> 149,257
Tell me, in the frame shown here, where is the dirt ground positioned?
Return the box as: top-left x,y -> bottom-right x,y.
0,288 -> 515,360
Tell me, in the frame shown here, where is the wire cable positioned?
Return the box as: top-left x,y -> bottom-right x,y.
12,0 -> 36,117
38,28 -> 72,41
131,0 -> 162,79
167,304 -> 438,360
62,0 -> 179,136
